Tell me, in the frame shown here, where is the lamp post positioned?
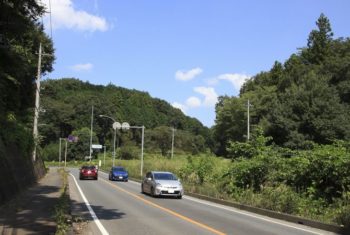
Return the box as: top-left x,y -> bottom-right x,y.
99,115 -> 120,167
99,117 -> 145,178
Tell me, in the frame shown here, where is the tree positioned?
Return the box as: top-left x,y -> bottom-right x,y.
0,0 -> 54,123
67,128 -> 98,161
303,13 -> 334,64
149,126 -> 172,156
213,96 -> 246,156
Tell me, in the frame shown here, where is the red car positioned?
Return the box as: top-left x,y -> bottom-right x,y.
79,165 -> 98,180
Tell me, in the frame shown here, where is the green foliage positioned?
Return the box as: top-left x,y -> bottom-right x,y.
41,142 -> 59,161
39,78 -> 210,157
227,127 -> 272,159
0,120 -> 33,157
117,145 -> 140,160
179,155 -> 214,185
0,0 -> 55,124
259,184 -> 302,214
67,128 -> 98,161
213,14 -> 350,151
223,156 -> 269,192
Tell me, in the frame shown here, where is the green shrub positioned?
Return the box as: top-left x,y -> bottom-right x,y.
259,184 -> 301,214
179,155 -> 214,185
41,143 -> 59,161
117,145 -> 140,160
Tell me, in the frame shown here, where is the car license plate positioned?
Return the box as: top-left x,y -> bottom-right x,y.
119,176 -> 123,179
168,189 -> 174,193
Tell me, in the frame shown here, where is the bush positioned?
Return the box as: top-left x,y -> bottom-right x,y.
259,184 -> 301,214
117,145 -> 140,160
179,155 -> 214,185
41,143 -> 59,161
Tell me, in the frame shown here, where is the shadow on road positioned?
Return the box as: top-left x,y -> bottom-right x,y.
0,185 -> 60,234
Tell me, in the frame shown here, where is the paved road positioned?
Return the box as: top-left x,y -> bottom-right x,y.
68,168 -> 337,235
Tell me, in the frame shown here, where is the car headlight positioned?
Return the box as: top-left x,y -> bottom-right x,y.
156,183 -> 162,188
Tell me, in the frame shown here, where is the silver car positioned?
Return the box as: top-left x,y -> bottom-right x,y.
141,171 -> 184,199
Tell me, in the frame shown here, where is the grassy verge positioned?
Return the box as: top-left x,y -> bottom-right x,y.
46,153 -> 349,228
54,168 -> 71,235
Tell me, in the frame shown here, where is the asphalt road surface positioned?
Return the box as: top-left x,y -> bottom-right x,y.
68,168 -> 337,235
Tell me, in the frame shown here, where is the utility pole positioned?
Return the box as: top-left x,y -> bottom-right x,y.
64,139 -> 68,167
171,127 -> 175,159
140,125 -> 145,178
89,105 -> 94,161
32,43 -> 42,162
247,99 -> 251,141
59,138 -> 62,167
103,145 -> 106,168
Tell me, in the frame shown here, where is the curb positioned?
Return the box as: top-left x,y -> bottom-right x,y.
185,192 -> 348,235
98,169 -> 349,234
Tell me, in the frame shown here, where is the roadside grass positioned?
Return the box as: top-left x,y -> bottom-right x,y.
45,152 -> 349,227
54,168 -> 71,235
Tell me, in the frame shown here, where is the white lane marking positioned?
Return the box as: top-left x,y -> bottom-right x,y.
184,196 -> 326,235
99,171 -> 327,235
70,173 -> 109,235
99,171 -> 140,185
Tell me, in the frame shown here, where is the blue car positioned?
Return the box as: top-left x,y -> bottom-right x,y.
109,166 -> 128,182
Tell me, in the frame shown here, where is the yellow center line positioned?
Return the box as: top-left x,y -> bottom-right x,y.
101,178 -> 226,235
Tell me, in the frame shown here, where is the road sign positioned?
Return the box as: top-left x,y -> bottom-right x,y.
92,144 -> 103,149
67,135 -> 78,142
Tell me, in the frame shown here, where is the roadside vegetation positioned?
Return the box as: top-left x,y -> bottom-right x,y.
54,168 -> 71,235
44,14 -> 350,229
47,130 -> 350,227
1,1 -> 349,230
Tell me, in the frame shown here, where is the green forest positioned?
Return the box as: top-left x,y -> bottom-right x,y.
39,78 -> 211,159
0,0 -> 349,228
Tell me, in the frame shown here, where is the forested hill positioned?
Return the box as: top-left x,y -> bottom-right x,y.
213,14 -> 350,155
40,78 -> 210,147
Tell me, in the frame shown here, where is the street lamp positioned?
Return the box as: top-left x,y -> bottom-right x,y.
99,115 -> 120,167
99,115 -> 145,178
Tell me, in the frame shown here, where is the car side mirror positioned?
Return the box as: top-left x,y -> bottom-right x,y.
147,177 -> 152,181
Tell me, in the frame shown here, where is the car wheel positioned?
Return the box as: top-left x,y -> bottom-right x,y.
151,187 -> 156,197
125,179 -> 128,182
177,195 -> 182,199
141,184 -> 144,193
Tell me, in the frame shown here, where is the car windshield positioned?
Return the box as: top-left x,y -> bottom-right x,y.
154,173 -> 177,180
113,167 -> 125,172
82,166 -> 95,170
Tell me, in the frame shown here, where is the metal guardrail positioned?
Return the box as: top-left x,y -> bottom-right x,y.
99,169 -> 348,234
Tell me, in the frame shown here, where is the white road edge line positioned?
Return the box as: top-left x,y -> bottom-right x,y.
70,173 -> 109,235
183,196 -> 325,235
99,171 -> 325,234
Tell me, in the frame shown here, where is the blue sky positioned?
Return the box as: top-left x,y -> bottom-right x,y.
42,0 -> 350,127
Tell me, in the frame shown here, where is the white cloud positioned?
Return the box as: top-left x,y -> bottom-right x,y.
175,67 -> 203,81
70,63 -> 93,71
217,73 -> 250,90
171,102 -> 187,114
185,96 -> 201,108
42,0 -> 109,32
194,87 -> 218,107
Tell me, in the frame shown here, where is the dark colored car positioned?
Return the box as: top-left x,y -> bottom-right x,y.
79,165 -> 98,180
109,166 -> 128,182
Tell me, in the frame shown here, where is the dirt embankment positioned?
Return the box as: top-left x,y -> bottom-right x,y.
0,139 -> 46,205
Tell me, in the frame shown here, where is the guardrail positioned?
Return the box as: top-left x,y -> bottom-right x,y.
101,170 -> 348,234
